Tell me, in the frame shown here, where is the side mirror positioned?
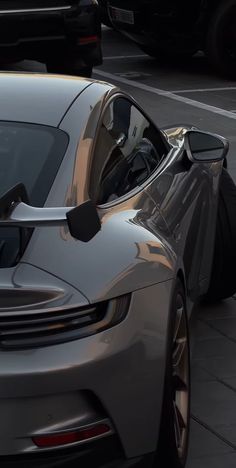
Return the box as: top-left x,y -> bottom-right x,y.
184,130 -> 229,162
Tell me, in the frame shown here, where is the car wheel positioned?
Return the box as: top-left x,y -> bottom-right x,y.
101,13 -> 113,28
206,0 -> 236,78
155,279 -> 190,468
205,168 -> 236,302
46,60 -> 92,78
139,41 -> 198,62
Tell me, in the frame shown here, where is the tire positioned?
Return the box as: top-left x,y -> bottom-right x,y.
102,18 -> 112,28
46,60 -> 92,78
101,12 -> 113,28
155,279 -> 190,468
98,0 -> 112,27
206,0 -> 236,78
205,168 -> 236,302
139,41 -> 198,62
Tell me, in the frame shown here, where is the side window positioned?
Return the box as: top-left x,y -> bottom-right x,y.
90,97 -> 167,204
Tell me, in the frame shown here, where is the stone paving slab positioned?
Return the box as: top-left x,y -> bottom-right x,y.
191,362 -> 216,382
187,453 -> 236,468
194,337 -> 236,360
191,381 -> 236,426
213,424 -> 236,447
196,298 -> 236,319
223,378 -> 236,391
195,356 -> 236,380
194,320 -> 224,340
188,420 -> 234,459
187,298 -> 236,466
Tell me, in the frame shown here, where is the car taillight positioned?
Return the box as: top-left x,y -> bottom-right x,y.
33,423 -> 111,448
78,35 -> 99,44
0,295 -> 131,349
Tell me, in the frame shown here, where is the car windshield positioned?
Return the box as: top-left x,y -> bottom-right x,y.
0,122 -> 69,268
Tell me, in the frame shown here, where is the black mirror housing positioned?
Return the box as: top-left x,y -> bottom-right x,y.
184,130 -> 229,163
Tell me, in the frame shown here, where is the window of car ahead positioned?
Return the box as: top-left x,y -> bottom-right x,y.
90,97 -> 168,205
0,122 -> 69,268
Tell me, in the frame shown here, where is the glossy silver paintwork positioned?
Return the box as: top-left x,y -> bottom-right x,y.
0,74 -> 226,460
0,73 -> 92,126
0,263 -> 88,310
0,281 -> 173,456
2,202 -> 72,227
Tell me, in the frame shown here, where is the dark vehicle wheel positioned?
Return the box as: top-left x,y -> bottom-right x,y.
46,60 -> 92,78
98,0 -> 112,27
155,279 -> 190,468
205,168 -> 236,302
206,0 -> 236,78
139,41 -> 197,62
102,18 -> 112,27
101,11 -> 112,28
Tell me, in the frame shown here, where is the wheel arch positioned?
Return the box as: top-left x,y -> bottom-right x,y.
201,0 -> 229,35
204,0 -> 236,23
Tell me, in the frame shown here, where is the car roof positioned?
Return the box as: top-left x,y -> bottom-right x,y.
0,73 -> 93,127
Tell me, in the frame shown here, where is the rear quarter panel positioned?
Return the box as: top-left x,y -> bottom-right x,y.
22,83 -> 176,303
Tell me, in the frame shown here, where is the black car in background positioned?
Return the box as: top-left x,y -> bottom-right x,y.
0,0 -> 102,76
106,0 -> 236,78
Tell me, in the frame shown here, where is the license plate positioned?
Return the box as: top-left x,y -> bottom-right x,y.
109,7 -> 134,25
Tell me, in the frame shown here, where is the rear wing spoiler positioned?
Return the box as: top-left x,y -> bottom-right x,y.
0,184 -> 101,242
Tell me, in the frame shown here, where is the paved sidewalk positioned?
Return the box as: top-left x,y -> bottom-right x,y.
187,297 -> 236,467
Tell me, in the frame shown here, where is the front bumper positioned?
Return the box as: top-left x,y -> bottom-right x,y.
0,3 -> 102,64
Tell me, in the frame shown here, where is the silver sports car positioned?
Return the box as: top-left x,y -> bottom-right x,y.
0,73 -> 236,468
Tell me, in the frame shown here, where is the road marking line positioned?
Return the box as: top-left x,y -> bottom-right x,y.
95,69 -> 236,120
117,71 -> 151,78
172,86 -> 236,93
103,54 -> 147,60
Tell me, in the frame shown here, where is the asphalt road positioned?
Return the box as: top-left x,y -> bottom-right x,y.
3,25 -> 236,468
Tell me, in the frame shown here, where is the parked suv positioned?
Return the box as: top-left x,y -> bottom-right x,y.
0,0 -> 102,76
107,0 -> 236,78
